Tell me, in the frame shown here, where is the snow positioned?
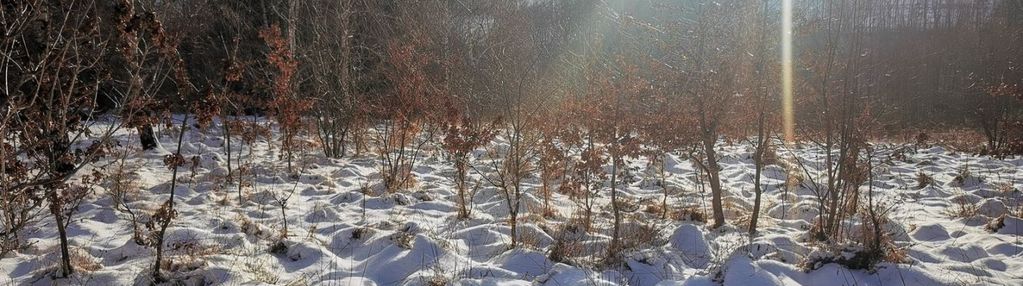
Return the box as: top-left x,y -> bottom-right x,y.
1,120 -> 1021,285
670,224 -> 712,268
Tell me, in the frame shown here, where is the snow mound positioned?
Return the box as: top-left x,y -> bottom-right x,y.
669,224 -> 711,268
911,224 -> 950,241
496,249 -> 552,278
990,215 -> 1023,235
722,257 -> 785,286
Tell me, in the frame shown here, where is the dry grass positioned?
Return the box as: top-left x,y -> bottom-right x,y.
946,194 -> 979,219
69,248 -> 101,273
389,228 -> 415,249
526,202 -> 558,222
916,172 -> 934,189
548,216 -> 588,264
238,214 -> 265,237
986,214 -> 1007,232
643,201 -> 665,217
104,148 -> 142,210
994,181 -> 1017,194
243,259 -> 281,284
952,165 -> 981,187
670,205 -> 708,223
619,222 -> 663,250
381,163 -> 417,193
880,128 -> 987,153
165,238 -> 220,272
518,226 -> 546,250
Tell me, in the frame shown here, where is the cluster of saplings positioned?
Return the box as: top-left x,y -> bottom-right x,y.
3,0 -> 1022,283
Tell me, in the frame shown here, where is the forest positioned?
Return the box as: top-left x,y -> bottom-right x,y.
2,0 -> 1022,285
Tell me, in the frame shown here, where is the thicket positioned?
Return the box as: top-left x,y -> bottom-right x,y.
2,0 -> 1021,281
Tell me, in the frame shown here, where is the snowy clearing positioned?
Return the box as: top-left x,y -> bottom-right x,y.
2,120 -> 1021,286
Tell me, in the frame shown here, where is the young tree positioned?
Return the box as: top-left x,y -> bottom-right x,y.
964,1 -> 1023,155
536,115 -> 569,218
794,0 -> 874,241
260,25 -> 309,174
740,0 -> 781,235
588,57 -> 648,261
111,1 -> 204,280
642,65 -> 698,221
0,0 -> 137,277
476,115 -> 542,248
473,1 -> 548,248
658,0 -> 747,228
375,41 -> 441,192
298,0 -> 362,159
369,0 -> 454,193
974,82 -> 1023,155
442,108 -> 498,219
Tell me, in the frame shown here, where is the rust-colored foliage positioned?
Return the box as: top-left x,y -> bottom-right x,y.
260,24 -> 312,173
443,107 -> 499,219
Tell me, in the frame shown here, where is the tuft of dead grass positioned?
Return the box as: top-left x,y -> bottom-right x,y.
670,206 -> 708,224
69,248 -> 101,273
916,172 -> 934,189
946,195 -> 979,218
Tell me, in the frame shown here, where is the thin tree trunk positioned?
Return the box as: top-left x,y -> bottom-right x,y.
750,115 -> 767,235
457,160 -> 469,218
280,204 -> 288,237
608,158 -> 621,259
508,186 -> 519,248
660,154 -> 669,220
54,207 -> 73,277
703,136 -> 726,228
153,115 -> 188,281
224,119 -> 233,179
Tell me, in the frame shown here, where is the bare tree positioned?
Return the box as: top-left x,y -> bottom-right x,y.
472,1 -> 548,248
741,0 -> 781,235
657,0 -> 747,228
794,0 -> 874,242
584,56 -> 649,262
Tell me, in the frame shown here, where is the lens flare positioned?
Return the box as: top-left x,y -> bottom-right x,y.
781,0 -> 795,144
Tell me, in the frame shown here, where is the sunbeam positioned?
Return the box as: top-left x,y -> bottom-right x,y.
782,0 -> 795,144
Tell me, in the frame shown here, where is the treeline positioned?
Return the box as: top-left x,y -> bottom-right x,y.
123,0 -> 1023,151
7,0 -> 1015,148
2,0 -> 1022,281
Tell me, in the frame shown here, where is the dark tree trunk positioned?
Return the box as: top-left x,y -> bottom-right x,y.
139,125 -> 158,150
749,152 -> 764,235
750,115 -> 767,235
53,205 -> 73,278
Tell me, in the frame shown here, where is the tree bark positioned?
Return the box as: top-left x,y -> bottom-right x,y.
139,125 -> 159,150
703,135 -> 726,228
53,205 -> 73,277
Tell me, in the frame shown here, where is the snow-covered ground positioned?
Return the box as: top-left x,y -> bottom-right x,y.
2,119 -> 1021,286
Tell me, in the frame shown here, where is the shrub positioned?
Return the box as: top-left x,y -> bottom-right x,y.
801,232 -> 905,271
914,132 -> 930,146
672,206 -> 708,224
986,214 -> 1007,232
619,222 -> 664,251
952,165 -> 981,187
105,145 -> 142,210
547,225 -> 585,265
916,172 -> 933,189
268,240 -> 288,255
